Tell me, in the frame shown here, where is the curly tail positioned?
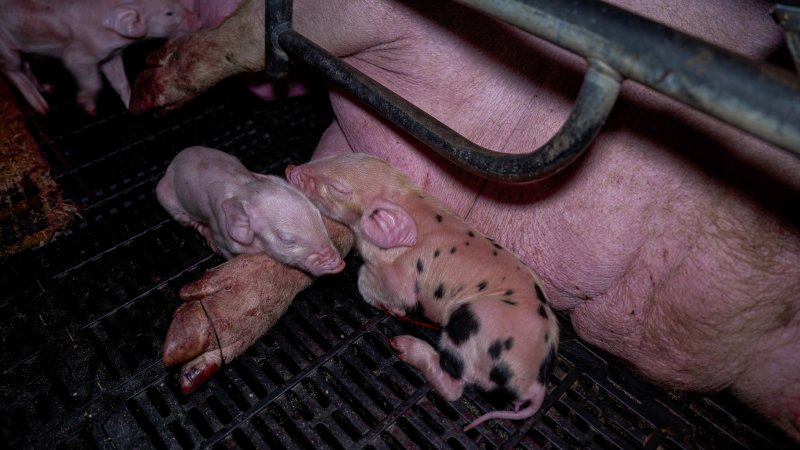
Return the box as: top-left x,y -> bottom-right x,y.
463,394 -> 543,431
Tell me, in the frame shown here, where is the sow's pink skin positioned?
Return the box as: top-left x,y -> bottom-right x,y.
156,146 -> 344,276
0,0 -> 200,114
287,153 -> 559,431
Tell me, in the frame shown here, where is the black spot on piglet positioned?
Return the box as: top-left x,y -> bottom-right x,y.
439,348 -> 464,379
416,258 -> 424,273
488,340 -> 503,359
535,283 -> 548,304
537,346 -> 557,384
445,303 -> 480,346
490,363 -> 513,388
538,305 -> 549,320
482,337 -> 512,360
434,283 -> 445,299
483,385 -> 519,407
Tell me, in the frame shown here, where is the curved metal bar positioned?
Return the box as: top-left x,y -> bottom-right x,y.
264,0 -> 292,79
452,0 -> 800,155
278,30 -> 622,183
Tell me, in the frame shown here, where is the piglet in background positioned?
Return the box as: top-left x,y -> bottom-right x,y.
157,146 -> 344,276
0,0 -> 200,115
287,153 -> 559,431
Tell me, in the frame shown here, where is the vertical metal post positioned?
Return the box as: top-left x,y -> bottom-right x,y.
265,0 -> 292,79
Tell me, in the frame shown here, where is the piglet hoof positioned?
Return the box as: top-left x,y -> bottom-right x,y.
76,95 -> 97,116
389,335 -> 420,362
179,352 -> 221,395
162,301 -> 213,367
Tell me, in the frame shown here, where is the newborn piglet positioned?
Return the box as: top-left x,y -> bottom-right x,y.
287,153 -> 559,431
157,146 -> 344,276
0,0 -> 200,114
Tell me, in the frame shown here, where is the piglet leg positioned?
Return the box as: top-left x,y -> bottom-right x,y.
357,265 -> 409,317
0,44 -> 49,114
62,49 -> 102,115
100,54 -> 131,108
193,223 -> 220,254
390,335 -> 464,401
162,217 -> 354,394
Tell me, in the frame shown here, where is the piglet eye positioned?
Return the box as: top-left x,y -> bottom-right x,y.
165,11 -> 174,16
328,182 -> 350,197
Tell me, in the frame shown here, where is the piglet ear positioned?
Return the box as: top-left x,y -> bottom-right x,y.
222,198 -> 254,245
106,6 -> 146,38
360,200 -> 417,249
250,171 -> 274,182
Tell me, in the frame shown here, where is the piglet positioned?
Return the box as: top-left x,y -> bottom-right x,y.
0,0 -> 200,115
157,146 -> 344,276
287,153 -> 559,431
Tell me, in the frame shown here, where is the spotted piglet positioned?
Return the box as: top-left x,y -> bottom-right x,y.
286,153 -> 558,431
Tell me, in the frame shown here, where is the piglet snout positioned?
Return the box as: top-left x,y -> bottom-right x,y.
306,249 -> 345,276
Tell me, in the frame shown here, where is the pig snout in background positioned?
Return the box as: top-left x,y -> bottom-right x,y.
287,154 -> 560,431
129,0 -> 310,114
157,146 -> 344,276
181,0 -> 312,101
0,0 -> 199,115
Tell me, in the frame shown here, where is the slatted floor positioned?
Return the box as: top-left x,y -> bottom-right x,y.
0,62 -> 796,449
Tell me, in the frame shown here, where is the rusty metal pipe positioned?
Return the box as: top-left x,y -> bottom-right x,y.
278,30 -> 622,182
266,0 -> 800,182
452,0 -> 800,155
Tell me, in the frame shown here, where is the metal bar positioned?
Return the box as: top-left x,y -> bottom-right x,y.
278,30 -> 621,182
774,2 -> 800,74
266,0 -> 800,182
451,0 -> 800,155
265,0 -> 292,79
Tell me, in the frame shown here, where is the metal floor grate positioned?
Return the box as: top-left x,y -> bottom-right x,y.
0,67 -> 795,449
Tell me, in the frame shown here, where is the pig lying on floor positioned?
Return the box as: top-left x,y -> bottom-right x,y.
157,146 -> 344,276
162,217 -> 353,395
0,0 -> 199,114
131,0 -> 800,439
287,153 -> 559,430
